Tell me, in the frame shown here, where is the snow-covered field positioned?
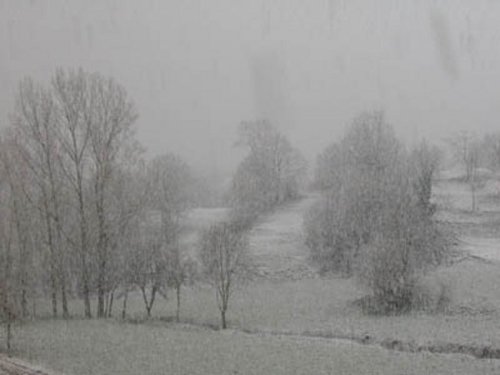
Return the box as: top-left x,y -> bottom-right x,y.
12,320 -> 500,375
247,194 -> 319,280
434,175 -> 500,261
10,173 -> 500,374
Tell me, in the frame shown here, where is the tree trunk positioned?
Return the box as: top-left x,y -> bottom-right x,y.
141,286 -> 157,318
21,288 -> 28,318
221,309 -> 227,329
32,298 -> 37,320
97,290 -> 105,318
76,165 -> 92,319
61,282 -> 69,319
104,292 -> 110,317
83,280 -> 92,319
471,183 -> 476,212
51,275 -> 58,318
176,284 -> 181,322
96,247 -> 106,318
108,290 -> 114,318
6,321 -> 12,355
121,291 -> 128,320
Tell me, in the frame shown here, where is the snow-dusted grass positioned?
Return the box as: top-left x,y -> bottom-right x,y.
247,194 -> 318,280
9,175 -> 500,373
24,263 -> 500,352
12,319 -> 500,375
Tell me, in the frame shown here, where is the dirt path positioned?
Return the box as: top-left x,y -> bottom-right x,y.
247,194 -> 320,281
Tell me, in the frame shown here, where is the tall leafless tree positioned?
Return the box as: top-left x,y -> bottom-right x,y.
200,222 -> 247,329
10,78 -> 70,318
85,72 -> 138,318
147,154 -> 193,321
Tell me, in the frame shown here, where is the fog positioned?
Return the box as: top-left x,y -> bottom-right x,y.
2,0 -> 500,176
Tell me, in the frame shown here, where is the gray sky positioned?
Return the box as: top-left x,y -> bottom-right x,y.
2,0 -> 500,176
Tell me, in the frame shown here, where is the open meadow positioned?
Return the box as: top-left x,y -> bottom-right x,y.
4,170 -> 500,374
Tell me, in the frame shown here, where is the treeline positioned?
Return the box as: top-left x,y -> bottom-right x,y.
0,69 -> 202,323
305,111 -> 449,313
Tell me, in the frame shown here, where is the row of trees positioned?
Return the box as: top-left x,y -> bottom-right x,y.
1,70 -> 302,338
306,111 -> 449,312
0,69 -> 198,326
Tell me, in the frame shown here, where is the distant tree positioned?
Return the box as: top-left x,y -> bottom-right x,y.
314,142 -> 344,191
480,132 -> 500,172
409,140 -> 442,215
231,120 -> 306,227
200,222 -> 247,329
447,131 -> 481,211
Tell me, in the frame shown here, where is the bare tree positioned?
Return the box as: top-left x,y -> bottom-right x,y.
50,68 -> 138,318
4,69 -> 144,321
147,154 -> 193,321
51,68 -> 94,318
447,131 -> 481,211
0,142 -> 22,353
129,218 -> 167,318
107,159 -> 149,319
0,137 -> 36,319
85,72 -> 138,318
200,222 -> 247,329
10,78 -> 71,318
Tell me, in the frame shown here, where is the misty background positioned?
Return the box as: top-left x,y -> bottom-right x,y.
1,0 -> 500,178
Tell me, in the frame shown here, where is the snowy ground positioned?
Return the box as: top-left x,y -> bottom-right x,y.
10,173 -> 500,374
434,175 -> 500,262
12,320 -> 500,375
246,194 -> 319,280
178,195 -> 320,280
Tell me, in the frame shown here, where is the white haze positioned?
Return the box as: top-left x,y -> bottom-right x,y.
1,0 -> 500,177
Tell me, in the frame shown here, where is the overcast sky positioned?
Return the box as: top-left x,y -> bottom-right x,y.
2,0 -> 500,176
